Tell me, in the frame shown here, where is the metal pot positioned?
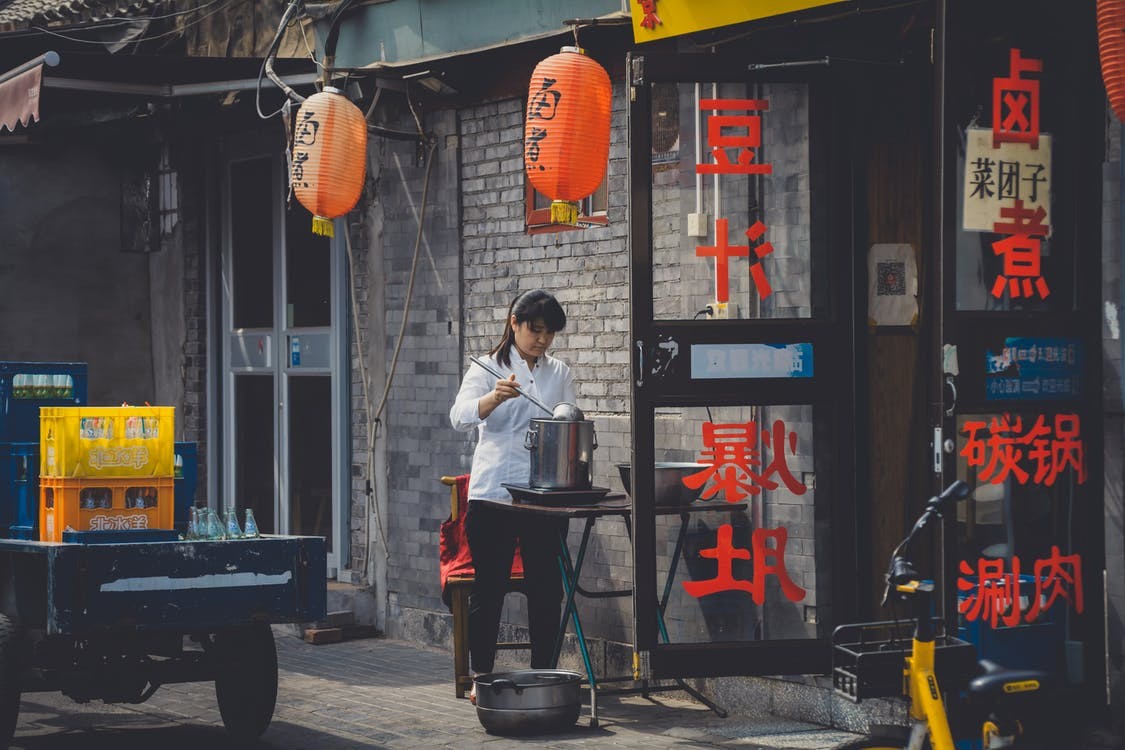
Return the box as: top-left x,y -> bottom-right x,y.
524,418 -> 597,490
616,462 -> 709,507
473,669 -> 583,735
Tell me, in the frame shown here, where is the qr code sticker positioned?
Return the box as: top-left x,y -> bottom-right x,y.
877,261 -> 906,296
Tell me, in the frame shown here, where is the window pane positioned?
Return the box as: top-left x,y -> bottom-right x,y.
231,158 -> 275,329
235,374 -> 274,533
653,82 -> 820,320
635,404 -> 824,644
285,206 -> 331,327
288,376 -> 333,551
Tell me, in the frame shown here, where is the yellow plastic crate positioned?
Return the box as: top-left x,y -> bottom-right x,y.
40,406 -> 174,478
38,475 -> 175,542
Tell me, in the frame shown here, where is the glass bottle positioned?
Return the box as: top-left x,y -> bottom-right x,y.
186,507 -> 198,540
242,508 -> 261,538
205,508 -> 225,540
224,506 -> 243,539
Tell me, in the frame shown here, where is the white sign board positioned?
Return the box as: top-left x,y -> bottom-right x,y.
962,126 -> 1051,234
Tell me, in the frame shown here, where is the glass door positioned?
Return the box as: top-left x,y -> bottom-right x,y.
220,137 -> 346,573
936,0 -> 1102,693
628,53 -> 856,678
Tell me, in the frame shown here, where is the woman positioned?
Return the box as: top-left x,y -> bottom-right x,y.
448,290 -> 575,693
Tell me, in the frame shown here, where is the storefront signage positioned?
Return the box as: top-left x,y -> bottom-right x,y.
961,48 -> 1054,301
683,419 -> 807,500
694,97 -> 777,301
958,548 -> 1083,627
984,337 -> 1081,400
682,524 -> 806,604
690,343 -> 813,379
960,413 -> 1086,486
631,0 -> 845,43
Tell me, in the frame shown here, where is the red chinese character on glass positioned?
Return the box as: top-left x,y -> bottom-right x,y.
635,0 -> 662,29
746,220 -> 775,298
1026,546 -> 1083,621
958,557 -> 1023,628
960,414 -> 1029,485
992,48 -> 1042,148
696,99 -> 772,175
684,420 -> 806,501
990,199 -> 1050,299
696,218 -> 749,303
1050,413 -> 1086,485
682,525 -> 806,604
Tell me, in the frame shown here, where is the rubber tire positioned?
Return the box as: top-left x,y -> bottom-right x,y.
214,623 -> 278,741
0,615 -> 21,748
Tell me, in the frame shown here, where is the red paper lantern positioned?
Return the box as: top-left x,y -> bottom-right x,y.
1098,0 -> 1125,123
524,47 -> 611,225
291,87 -> 368,237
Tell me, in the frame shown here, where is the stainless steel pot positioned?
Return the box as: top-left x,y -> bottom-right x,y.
524,418 -> 597,490
473,669 -> 583,735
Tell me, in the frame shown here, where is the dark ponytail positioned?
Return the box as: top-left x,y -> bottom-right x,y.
488,289 -> 566,367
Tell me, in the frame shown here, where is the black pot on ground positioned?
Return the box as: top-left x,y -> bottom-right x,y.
473,669 -> 583,735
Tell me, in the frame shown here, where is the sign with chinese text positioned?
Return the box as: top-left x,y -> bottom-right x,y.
691,343 -> 813,379
958,548 -> 1083,627
679,419 -> 808,604
694,98 -> 779,301
985,337 -> 1081,400
962,127 -> 1052,234
631,0 -> 845,43
960,413 -> 1086,486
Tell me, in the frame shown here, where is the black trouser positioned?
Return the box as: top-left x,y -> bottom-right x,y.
464,500 -> 568,674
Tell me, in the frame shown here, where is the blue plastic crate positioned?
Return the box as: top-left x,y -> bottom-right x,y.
0,362 -> 87,443
61,529 -> 180,544
958,574 -> 1065,676
0,442 -> 40,539
174,441 -> 198,533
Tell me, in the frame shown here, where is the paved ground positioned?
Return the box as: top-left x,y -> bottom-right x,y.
8,631 -> 1124,749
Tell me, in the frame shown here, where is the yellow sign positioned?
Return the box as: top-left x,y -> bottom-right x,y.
631,0 -> 846,43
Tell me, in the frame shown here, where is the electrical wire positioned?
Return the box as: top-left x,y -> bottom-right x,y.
28,0 -> 248,46
257,0 -> 307,119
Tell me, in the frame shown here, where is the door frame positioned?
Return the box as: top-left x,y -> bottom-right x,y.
627,52 -> 857,678
215,132 -> 348,574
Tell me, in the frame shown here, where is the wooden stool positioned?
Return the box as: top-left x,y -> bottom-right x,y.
441,476 -> 529,698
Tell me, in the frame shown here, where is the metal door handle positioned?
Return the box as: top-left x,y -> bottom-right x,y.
944,374 -> 957,417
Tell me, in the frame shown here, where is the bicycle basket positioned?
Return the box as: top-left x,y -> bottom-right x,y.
832,619 -> 978,702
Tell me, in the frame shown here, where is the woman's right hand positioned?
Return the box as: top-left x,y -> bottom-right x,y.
479,374 -> 520,418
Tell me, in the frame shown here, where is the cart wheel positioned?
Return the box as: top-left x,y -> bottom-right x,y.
0,615 -> 22,747
214,623 -> 278,740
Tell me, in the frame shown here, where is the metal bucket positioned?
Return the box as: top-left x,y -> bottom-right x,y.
524,418 -> 597,490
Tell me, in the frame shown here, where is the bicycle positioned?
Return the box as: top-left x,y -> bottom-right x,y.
833,480 -> 1051,750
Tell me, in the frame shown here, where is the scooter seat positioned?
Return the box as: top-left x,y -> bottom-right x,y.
968,659 -> 1048,699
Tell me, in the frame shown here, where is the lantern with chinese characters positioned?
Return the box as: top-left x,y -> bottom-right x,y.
291,87 -> 368,237
524,47 -> 611,225
1099,0 -> 1125,123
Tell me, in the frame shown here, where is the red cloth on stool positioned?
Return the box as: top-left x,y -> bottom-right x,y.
439,474 -> 524,608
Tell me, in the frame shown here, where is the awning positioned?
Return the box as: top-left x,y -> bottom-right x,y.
0,50 -> 319,130
0,51 -> 56,132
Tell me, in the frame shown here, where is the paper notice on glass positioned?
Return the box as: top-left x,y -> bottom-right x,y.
962,126 -> 1051,235
868,243 -> 917,327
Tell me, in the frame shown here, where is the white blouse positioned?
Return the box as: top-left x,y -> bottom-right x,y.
449,350 -> 576,503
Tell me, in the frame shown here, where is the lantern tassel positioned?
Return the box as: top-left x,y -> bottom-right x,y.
312,216 -> 335,237
550,200 -> 579,225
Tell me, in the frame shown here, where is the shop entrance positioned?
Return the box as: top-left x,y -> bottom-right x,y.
218,135 -> 348,574
627,53 -> 856,677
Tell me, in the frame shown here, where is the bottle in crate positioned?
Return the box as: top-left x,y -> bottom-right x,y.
40,406 -> 174,479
